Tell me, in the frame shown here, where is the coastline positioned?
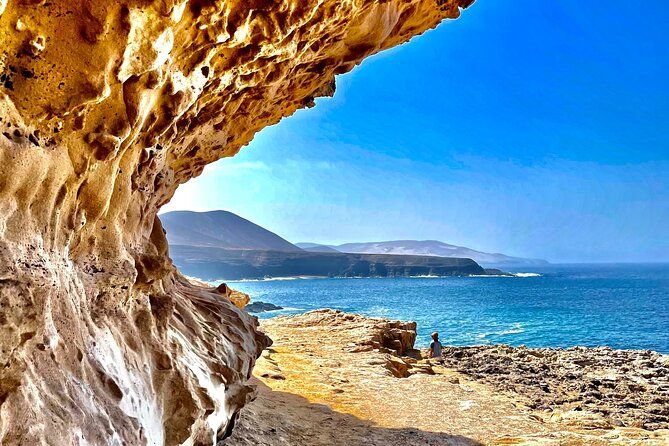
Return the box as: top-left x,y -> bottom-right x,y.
219,265 -> 669,353
216,271 -> 540,283
224,309 -> 669,445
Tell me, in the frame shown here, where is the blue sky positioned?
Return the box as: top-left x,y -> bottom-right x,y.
163,0 -> 669,263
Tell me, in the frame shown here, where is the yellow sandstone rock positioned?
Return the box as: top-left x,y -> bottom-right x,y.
0,0 -> 473,444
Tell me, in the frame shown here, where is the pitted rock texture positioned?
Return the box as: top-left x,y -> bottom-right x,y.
274,309 -> 430,378
440,345 -> 669,431
303,309 -> 418,357
0,0 -> 473,444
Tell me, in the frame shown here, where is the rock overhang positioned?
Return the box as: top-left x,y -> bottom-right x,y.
0,0 -> 474,444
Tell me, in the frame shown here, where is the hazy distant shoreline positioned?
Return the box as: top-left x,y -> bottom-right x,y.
170,244 -> 497,281
161,210 -> 552,280
206,271 -> 541,284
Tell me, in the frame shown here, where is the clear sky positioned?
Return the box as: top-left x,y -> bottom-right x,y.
163,0 -> 669,263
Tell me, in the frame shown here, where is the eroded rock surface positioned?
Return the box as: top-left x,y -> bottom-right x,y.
440,345 -> 669,431
0,0 -> 473,444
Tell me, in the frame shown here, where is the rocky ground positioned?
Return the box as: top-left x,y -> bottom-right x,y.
440,345 -> 669,431
223,309 -> 669,445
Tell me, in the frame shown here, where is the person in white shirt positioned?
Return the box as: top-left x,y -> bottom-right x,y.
428,331 -> 444,364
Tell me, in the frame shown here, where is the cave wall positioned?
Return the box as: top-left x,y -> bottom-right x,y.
0,0 -> 472,444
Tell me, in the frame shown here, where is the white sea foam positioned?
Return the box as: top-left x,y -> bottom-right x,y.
271,307 -> 303,312
223,276 -> 325,283
469,272 -> 541,278
498,323 -> 525,335
469,274 -> 513,278
475,323 -> 525,339
212,272 -> 540,285
255,307 -> 304,316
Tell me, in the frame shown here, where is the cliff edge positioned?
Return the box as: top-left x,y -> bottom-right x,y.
0,0 -> 473,444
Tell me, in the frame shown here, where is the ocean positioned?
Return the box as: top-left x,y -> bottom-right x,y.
224,263 -> 669,353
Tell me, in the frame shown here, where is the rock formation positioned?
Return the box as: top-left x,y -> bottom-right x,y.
0,0 -> 473,444
227,311 -> 669,446
440,345 -> 669,431
245,301 -> 283,314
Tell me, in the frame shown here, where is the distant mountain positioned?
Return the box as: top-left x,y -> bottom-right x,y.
169,245 -> 487,281
160,210 -> 303,252
295,243 -> 341,253
334,240 -> 548,266
160,210 -> 534,280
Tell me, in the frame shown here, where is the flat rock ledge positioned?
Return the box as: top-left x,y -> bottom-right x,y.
225,309 -> 669,446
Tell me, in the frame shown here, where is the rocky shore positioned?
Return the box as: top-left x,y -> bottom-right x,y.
440,345 -> 669,432
225,310 -> 669,445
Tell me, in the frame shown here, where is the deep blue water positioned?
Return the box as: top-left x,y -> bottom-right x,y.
224,264 -> 669,352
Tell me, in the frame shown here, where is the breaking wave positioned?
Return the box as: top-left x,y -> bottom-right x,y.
476,323 -> 525,340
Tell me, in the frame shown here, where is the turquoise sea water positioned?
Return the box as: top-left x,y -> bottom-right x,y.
225,264 -> 669,352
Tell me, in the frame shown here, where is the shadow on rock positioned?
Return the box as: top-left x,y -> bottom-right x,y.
222,380 -> 482,446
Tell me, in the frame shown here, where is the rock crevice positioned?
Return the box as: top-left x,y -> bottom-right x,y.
0,0 -> 472,443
